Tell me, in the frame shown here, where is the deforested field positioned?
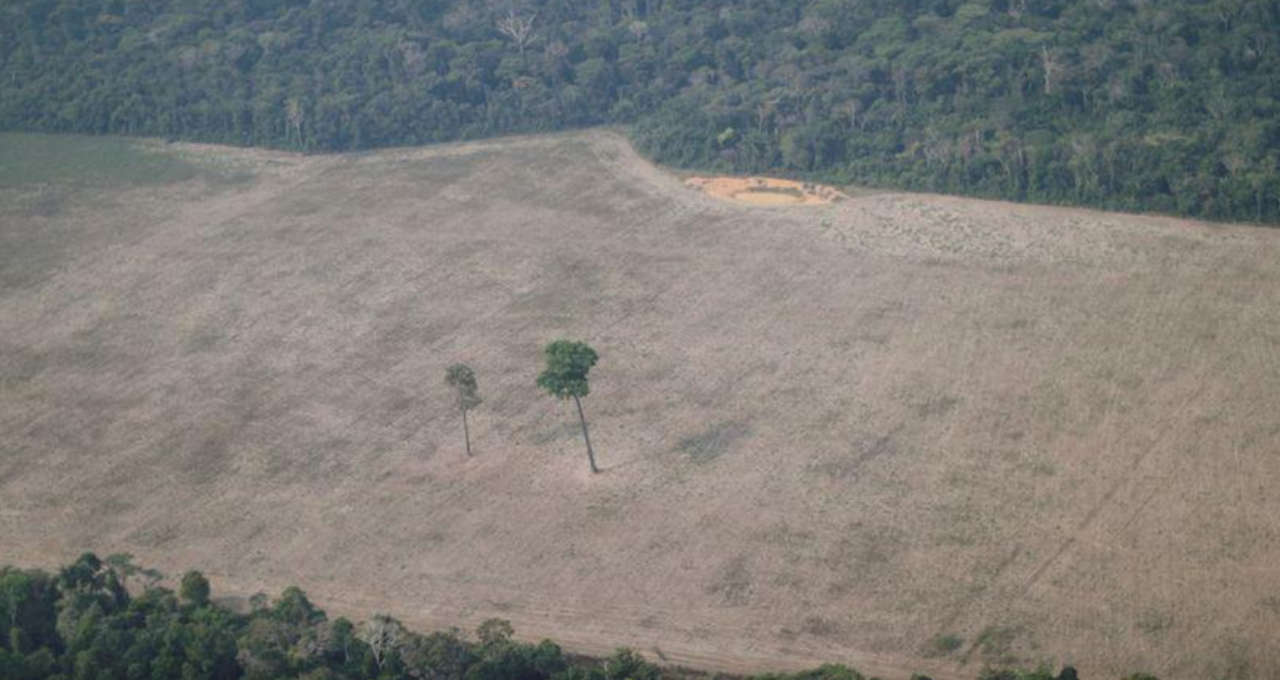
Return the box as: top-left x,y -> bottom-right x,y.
2,131 -> 1279,680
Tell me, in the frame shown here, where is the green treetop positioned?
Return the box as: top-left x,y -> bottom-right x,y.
536,340 -> 600,473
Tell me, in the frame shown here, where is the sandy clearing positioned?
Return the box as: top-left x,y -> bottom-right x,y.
685,175 -> 848,206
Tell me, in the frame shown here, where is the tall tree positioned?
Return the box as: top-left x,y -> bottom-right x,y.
445,364 -> 482,456
536,340 -> 600,473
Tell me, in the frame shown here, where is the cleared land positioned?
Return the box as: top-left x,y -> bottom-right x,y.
2,131 -> 1280,680
685,176 -> 846,206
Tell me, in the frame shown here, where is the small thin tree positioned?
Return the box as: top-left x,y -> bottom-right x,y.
361,614 -> 403,671
445,363 -> 482,456
536,340 -> 600,473
496,10 -> 537,57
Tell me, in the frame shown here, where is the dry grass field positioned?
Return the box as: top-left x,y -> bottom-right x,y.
2,130 -> 1279,680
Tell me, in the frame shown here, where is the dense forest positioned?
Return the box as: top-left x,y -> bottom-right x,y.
2,0 -> 1278,223
1,554 -> 1154,680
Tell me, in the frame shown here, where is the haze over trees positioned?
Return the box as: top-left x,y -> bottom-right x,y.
1,0 -> 1277,223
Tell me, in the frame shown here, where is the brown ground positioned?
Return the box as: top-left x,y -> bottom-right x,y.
2,130 -> 1279,680
685,176 -> 847,205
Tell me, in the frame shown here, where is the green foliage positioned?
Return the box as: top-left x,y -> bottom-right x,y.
446,364 -> 483,412
977,668 -> 1055,680
180,570 -> 212,607
2,0 -> 1278,222
600,648 -> 661,680
466,638 -> 567,680
446,362 -> 483,455
557,647 -> 661,680
271,586 -> 326,626
0,645 -> 55,680
401,629 -> 476,680
536,341 -> 598,401
0,567 -> 59,653
103,553 -> 137,584
752,664 -> 865,680
0,555 -> 1165,680
8,626 -> 28,654
56,553 -> 102,593
476,619 -> 514,648
922,633 -> 963,657
537,339 -> 601,472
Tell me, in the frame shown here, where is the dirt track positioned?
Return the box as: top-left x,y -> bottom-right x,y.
3,131 -> 1280,680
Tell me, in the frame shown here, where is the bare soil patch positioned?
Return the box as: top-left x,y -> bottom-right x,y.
3,131 -> 1280,680
685,175 -> 847,205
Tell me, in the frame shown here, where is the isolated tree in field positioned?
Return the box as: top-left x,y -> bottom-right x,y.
536,340 -> 600,473
445,363 -> 482,456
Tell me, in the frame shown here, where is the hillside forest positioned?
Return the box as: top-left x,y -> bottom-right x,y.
2,0 -> 1279,223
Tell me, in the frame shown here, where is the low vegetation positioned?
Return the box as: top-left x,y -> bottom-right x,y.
0,554 -> 1155,680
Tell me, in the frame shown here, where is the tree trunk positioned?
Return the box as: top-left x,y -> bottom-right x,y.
462,407 -> 472,456
573,394 -> 599,473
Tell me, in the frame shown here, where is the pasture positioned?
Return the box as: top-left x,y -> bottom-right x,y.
2,131 -> 1279,680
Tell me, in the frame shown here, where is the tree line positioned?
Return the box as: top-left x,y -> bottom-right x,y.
1,553 -> 1159,680
1,0 -> 1278,223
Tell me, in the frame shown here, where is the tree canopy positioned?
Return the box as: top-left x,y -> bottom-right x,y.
0,554 -> 1153,680
536,341 -> 598,401
445,363 -> 483,456
537,340 -> 601,472
2,0 -> 1278,223
445,364 -> 482,412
